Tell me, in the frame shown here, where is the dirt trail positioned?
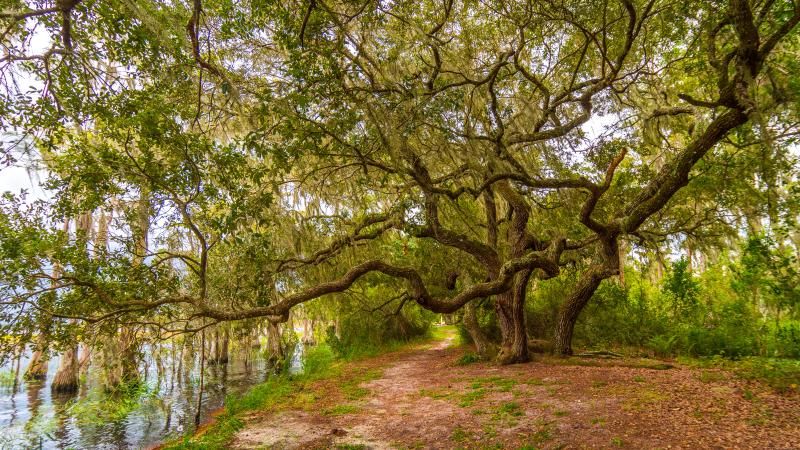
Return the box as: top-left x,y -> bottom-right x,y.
233,331 -> 463,449
232,329 -> 800,449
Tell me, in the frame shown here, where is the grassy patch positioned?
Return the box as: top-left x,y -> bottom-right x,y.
324,404 -> 360,415
591,417 -> 606,426
419,388 -> 451,400
497,401 -> 523,417
459,388 -> 487,407
698,370 -> 727,383
622,389 -> 669,411
473,376 -> 518,392
544,356 -> 674,371
450,426 -> 470,442
341,368 -> 381,400
456,352 -> 483,366
529,426 -> 552,444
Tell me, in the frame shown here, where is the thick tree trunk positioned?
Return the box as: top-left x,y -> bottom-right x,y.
51,345 -> 79,394
495,269 -> 532,364
462,300 -> 496,360
102,328 -> 139,390
492,181 -> 534,365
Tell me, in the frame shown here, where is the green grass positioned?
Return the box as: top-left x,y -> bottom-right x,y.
698,370 -> 727,383
324,404 -> 361,415
0,369 -> 17,387
456,352 -> 482,365
473,376 -> 517,392
450,426 -> 469,442
419,388 -> 451,400
497,401 -> 523,417
459,388 -> 487,407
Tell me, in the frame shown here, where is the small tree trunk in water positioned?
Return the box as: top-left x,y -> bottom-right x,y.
51,345 -> 79,394
495,269 -> 532,365
217,329 -> 229,364
102,328 -> 139,390
194,330 -> 206,427
209,329 -> 220,365
78,344 -> 91,374
463,300 -> 496,360
120,328 -> 140,384
13,344 -> 23,391
25,333 -> 49,381
266,321 -> 284,365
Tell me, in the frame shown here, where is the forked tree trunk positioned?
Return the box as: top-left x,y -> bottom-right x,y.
493,181 -> 533,365
462,300 -> 496,360
51,345 -> 79,394
495,269 -> 532,364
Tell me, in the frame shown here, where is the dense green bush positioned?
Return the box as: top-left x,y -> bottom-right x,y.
518,237 -> 799,360
451,235 -> 798,361
565,244 -> 800,359
324,299 -> 432,359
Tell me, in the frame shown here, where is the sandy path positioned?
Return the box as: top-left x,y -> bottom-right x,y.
231,329 -> 800,449
233,330 -> 465,449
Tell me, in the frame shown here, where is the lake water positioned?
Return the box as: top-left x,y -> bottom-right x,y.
0,343 -> 304,449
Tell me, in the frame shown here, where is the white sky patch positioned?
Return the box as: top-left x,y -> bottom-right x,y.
0,163 -> 50,201
582,113 -> 620,141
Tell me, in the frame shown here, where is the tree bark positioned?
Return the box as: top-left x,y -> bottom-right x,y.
24,333 -> 49,381
51,345 -> 79,394
554,238 -> 619,355
462,300 -> 496,360
493,181 -> 533,365
495,269 -> 532,364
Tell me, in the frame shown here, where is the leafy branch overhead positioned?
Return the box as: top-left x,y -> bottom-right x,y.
0,0 -> 798,364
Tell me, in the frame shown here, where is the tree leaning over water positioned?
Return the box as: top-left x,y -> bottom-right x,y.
1,0 -> 799,366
